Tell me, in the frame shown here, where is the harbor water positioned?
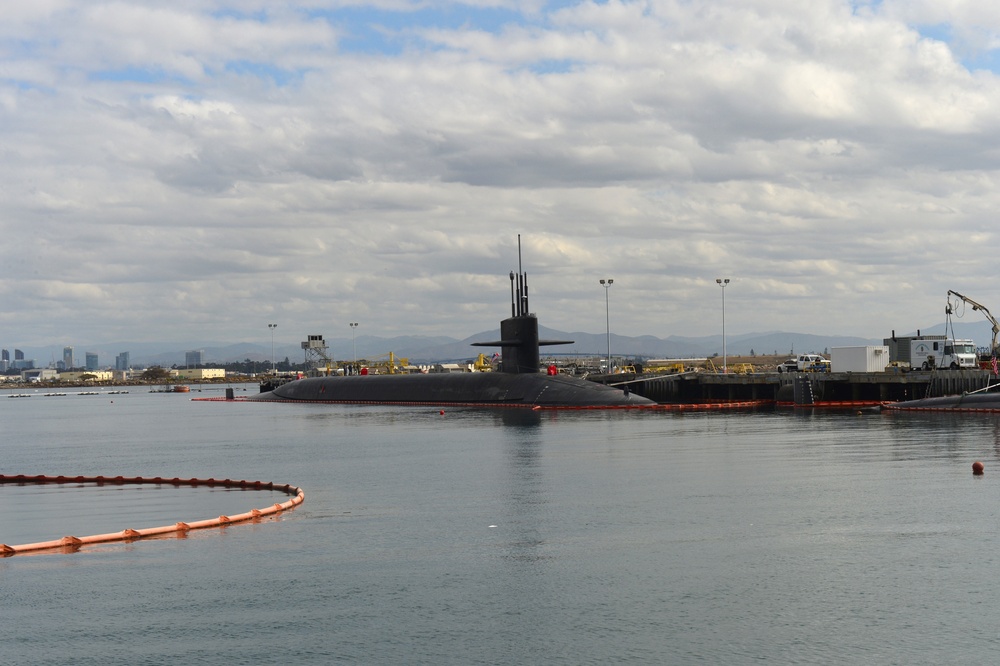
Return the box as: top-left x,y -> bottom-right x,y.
3,386 -> 1000,664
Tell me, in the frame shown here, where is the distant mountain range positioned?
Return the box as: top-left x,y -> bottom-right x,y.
14,320 -> 998,368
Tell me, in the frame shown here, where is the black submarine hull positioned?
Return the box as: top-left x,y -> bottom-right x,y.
249,372 -> 654,408
883,392 -> 1000,412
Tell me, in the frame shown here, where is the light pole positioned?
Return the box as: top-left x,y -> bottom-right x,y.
716,278 -> 729,373
350,322 -> 358,365
600,278 -> 613,373
268,323 -> 277,374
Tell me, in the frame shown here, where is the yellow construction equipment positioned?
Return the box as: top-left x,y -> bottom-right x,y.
472,353 -> 495,372
704,359 -> 753,374
645,359 -> 701,374
370,352 -> 410,374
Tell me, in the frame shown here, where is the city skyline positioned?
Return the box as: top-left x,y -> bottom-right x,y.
4,315 -> 998,372
0,346 -> 131,372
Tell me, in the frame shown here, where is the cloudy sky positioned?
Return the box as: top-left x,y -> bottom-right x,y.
3,0 -> 1000,348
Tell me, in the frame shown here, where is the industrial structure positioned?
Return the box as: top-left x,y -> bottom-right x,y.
301,335 -> 335,375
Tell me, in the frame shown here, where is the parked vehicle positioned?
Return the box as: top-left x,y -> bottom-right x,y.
909,338 -> 977,370
796,354 -> 831,372
776,358 -> 798,373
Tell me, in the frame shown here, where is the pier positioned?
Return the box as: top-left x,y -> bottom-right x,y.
595,369 -> 996,405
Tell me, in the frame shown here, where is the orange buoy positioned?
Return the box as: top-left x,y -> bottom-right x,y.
973,461 -> 985,475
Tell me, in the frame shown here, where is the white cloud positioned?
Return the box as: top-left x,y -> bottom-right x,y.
2,0 -> 1000,350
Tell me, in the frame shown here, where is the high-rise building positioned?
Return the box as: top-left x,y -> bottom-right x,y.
63,346 -> 74,369
1,349 -> 8,362
185,350 -> 204,367
115,352 -> 130,371
1,349 -> 8,372
12,349 -> 29,369
85,352 -> 99,371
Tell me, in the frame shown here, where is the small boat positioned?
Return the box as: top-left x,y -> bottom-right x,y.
172,385 -> 191,393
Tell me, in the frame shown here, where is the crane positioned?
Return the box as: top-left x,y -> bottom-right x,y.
946,290 -> 1000,359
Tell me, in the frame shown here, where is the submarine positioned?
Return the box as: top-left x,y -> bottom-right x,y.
882,390 -> 1000,412
250,241 -> 654,409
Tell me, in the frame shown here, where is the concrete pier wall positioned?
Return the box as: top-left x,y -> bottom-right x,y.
597,369 -> 994,405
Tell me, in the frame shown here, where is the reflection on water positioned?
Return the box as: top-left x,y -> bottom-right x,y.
498,410 -> 547,565
298,404 -> 547,430
3,395 -> 1000,664
493,408 -> 543,429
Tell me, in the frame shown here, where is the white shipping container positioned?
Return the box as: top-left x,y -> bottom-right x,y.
830,346 -> 889,373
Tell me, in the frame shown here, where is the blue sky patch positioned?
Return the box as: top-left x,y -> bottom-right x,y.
915,23 -> 953,45
91,66 -> 186,85
224,61 -> 304,87
309,5 -> 531,55
912,22 -> 1000,74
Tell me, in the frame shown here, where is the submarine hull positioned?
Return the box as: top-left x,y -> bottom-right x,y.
884,392 -> 1000,412
249,372 -> 654,408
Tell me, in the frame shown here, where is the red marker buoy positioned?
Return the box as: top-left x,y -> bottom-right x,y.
973,461 -> 984,475
439,410 -> 445,415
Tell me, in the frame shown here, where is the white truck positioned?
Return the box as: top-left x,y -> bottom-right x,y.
776,353 -> 832,373
796,353 -> 831,372
909,338 -> 977,370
